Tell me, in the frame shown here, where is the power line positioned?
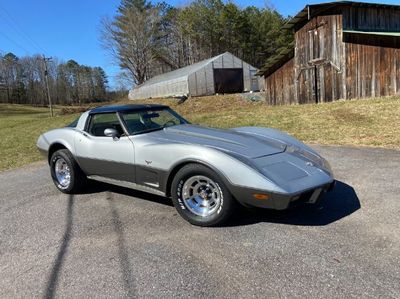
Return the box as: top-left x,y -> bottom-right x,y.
0,3 -> 46,54
0,3 -> 45,53
0,29 -> 31,54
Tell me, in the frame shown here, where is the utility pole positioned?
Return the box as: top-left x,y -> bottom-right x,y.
42,55 -> 53,117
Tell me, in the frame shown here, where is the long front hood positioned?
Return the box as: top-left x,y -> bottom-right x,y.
149,125 -> 286,159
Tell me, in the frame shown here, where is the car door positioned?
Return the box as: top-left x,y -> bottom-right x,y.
74,112 -> 135,182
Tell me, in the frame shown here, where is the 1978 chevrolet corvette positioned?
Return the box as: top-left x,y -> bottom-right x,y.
37,104 -> 335,226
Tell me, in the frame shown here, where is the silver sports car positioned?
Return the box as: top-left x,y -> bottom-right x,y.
37,104 -> 335,226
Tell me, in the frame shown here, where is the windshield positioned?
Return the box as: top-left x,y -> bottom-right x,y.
120,108 -> 189,135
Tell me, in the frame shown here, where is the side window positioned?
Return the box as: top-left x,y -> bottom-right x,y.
87,113 -> 124,137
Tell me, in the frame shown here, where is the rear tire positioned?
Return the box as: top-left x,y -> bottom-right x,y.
171,164 -> 236,226
50,149 -> 87,194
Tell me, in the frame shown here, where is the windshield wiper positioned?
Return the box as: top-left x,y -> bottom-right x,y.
133,126 -> 165,135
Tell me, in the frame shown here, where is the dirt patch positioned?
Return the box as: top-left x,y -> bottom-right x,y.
331,108 -> 371,124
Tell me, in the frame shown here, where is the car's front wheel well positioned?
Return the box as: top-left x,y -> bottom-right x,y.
169,163 -> 238,226
48,143 -> 67,164
165,161 -> 227,197
165,162 -> 192,197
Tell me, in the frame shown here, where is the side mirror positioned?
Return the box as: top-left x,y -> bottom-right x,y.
104,128 -> 120,140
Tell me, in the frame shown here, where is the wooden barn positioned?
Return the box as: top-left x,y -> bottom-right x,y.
259,1 -> 400,105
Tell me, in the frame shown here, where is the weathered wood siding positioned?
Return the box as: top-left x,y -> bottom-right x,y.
264,58 -> 295,105
345,43 -> 400,98
264,6 -> 400,105
294,14 -> 344,103
265,14 -> 345,104
343,6 -> 400,31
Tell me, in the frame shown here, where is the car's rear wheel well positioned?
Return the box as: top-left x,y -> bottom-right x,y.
48,143 -> 67,164
165,161 -> 225,197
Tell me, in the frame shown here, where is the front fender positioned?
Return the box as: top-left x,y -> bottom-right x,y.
135,143 -> 286,194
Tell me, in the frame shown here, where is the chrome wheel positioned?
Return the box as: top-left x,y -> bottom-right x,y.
54,157 -> 71,188
182,175 -> 222,217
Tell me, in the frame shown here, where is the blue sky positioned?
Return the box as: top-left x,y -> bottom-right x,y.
0,0 -> 399,88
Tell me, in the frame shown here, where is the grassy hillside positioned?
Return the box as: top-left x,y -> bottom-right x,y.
0,94 -> 399,171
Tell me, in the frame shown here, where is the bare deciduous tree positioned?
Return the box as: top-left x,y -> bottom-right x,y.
101,4 -> 161,85
100,0 -> 292,89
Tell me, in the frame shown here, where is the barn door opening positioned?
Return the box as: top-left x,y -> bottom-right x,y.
213,68 -> 244,94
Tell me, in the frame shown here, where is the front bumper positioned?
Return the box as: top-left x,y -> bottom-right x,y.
230,180 -> 336,210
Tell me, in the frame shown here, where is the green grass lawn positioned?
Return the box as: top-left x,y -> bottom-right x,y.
1,94 -> 399,171
0,104 -> 78,171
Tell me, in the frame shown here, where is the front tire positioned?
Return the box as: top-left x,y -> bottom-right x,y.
171,164 -> 236,226
50,149 -> 87,194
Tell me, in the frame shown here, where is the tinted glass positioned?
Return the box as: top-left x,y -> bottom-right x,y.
120,108 -> 188,135
87,113 -> 124,136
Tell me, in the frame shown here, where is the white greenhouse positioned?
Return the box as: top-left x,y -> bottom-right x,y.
129,52 -> 263,100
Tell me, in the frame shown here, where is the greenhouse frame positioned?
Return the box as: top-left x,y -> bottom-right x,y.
129,52 -> 262,100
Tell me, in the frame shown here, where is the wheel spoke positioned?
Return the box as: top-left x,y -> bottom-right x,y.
181,175 -> 222,217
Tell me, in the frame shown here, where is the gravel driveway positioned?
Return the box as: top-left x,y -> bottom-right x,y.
1,145 -> 399,298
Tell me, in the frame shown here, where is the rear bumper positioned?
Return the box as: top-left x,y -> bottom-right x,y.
230,180 -> 336,210
36,134 -> 49,160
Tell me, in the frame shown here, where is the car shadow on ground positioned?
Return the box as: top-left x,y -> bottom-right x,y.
85,179 -> 360,227
42,181 -> 359,297
82,181 -> 174,206
225,180 -> 361,227
41,182 -> 358,298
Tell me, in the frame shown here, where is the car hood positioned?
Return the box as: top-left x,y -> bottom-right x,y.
149,125 -> 286,159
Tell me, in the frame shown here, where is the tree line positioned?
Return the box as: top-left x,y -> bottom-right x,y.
0,52 -> 110,105
102,0 -> 293,85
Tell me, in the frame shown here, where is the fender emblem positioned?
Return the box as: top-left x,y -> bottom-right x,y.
145,160 -> 152,165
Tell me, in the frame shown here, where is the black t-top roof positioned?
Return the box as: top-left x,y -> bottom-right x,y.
89,104 -> 169,114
